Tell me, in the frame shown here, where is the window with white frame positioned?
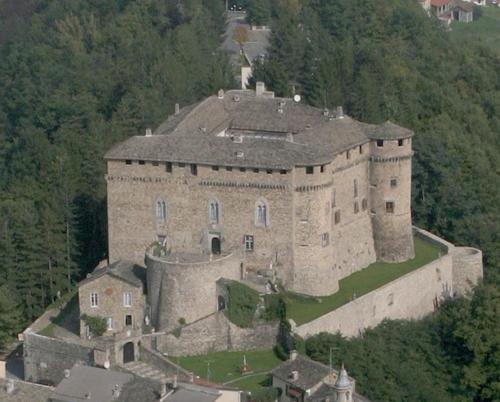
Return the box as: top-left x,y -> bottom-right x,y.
255,199 -> 268,226
321,233 -> 329,247
123,292 -> 132,307
244,235 -> 254,251
209,200 -> 220,224
90,292 -> 98,308
156,200 -> 167,224
106,317 -> 113,330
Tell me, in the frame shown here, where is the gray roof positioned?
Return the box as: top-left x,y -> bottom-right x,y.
50,365 -> 158,402
80,260 -> 146,289
105,89 -> 413,169
0,379 -> 53,402
270,355 -> 332,391
165,386 -> 220,402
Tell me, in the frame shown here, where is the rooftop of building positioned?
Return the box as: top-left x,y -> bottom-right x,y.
80,260 -> 146,289
0,379 -> 54,402
164,383 -> 222,402
105,87 -> 413,169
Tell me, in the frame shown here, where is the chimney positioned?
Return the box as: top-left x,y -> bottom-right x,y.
5,379 -> 14,394
64,369 -> 71,378
290,370 -> 299,381
218,89 -> 225,99
175,103 -> 180,115
336,106 -> 344,119
256,81 -> 266,97
145,128 -> 152,137
112,384 -> 121,399
289,350 -> 298,361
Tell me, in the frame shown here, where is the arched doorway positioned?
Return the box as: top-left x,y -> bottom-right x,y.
123,342 -> 135,364
211,237 -> 221,255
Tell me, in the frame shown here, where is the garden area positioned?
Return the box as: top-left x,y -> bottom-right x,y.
284,236 -> 443,325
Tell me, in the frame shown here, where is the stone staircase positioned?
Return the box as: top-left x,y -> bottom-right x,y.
123,361 -> 170,384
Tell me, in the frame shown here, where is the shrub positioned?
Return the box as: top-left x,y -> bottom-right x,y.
178,317 -> 186,325
251,387 -> 280,402
262,294 -> 286,321
81,314 -> 107,337
225,281 -> 260,328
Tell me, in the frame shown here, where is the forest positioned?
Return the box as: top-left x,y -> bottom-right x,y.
0,0 -> 498,401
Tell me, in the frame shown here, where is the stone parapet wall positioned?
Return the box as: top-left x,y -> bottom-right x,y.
154,312 -> 279,356
452,247 -> 483,296
139,345 -> 192,381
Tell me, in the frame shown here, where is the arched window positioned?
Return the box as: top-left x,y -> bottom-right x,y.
155,200 -> 167,224
255,199 -> 269,227
209,199 -> 220,224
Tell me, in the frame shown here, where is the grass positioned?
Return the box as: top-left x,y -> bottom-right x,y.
37,293 -> 79,337
450,7 -> 500,55
173,349 -> 282,388
285,236 -> 443,325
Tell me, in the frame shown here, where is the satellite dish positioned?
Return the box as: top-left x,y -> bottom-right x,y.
293,94 -> 301,103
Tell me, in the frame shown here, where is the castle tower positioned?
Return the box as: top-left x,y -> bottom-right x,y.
369,122 -> 415,262
334,364 -> 353,402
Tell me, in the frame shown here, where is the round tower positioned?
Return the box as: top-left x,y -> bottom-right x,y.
335,364 -> 353,402
369,122 -> 414,262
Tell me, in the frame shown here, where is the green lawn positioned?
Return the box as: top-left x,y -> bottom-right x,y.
450,7 -> 500,55
286,236 -> 443,325
173,349 -> 282,388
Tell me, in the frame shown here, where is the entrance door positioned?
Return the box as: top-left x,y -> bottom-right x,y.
211,237 -> 221,255
123,342 -> 135,364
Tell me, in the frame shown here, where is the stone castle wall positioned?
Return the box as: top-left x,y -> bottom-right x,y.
150,312 -> 279,356
452,247 -> 483,296
146,252 -> 241,331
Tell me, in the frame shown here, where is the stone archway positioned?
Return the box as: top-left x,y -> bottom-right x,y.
123,342 -> 135,364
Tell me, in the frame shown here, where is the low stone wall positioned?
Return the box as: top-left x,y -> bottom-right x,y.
295,230 -> 455,339
23,331 -> 94,385
452,246 -> 483,296
139,345 -> 192,381
154,312 -> 279,356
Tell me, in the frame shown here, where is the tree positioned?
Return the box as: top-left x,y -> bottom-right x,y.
246,0 -> 271,26
0,286 -> 23,349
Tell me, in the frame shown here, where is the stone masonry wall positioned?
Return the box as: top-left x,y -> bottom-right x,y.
295,245 -> 453,339
146,253 -> 241,331
452,247 -> 483,296
153,312 -> 279,356
23,331 -> 94,385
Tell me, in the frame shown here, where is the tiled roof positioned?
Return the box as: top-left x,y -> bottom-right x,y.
105,89 -> 413,169
270,355 -> 332,391
431,0 -> 451,6
0,379 -> 53,402
79,260 -> 146,289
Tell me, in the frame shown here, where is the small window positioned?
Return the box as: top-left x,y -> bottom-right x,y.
320,165 -> 325,173
386,201 -> 395,213
332,189 -> 336,207
226,166 -> 233,171
354,201 -> 359,214
125,315 -> 132,327
106,317 -> 113,330
166,162 -> 172,173
306,166 -> 314,174
346,150 -> 351,160
334,210 -> 341,224
90,292 -> 98,308
359,145 -> 363,154
209,200 -> 220,224
123,292 -> 132,307
178,163 -> 185,167
321,233 -> 329,247
280,170 -> 287,175
156,200 -> 167,223
125,160 -> 132,165
191,164 -> 198,176
253,168 -> 259,173
354,179 -> 358,198
398,139 -> 404,146
212,166 -> 219,171
152,161 -> 159,166
390,178 -> 398,188
157,235 -> 166,246
138,160 -> 145,165
362,198 -> 368,211
388,293 -> 394,306
255,200 -> 268,226
266,169 -> 273,174
436,268 -> 442,282
239,167 -> 246,172
244,235 -> 254,252
377,139 -> 384,147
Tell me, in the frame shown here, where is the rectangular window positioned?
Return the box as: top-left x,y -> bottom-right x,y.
90,292 -> 98,308
321,233 -> 329,247
244,235 -> 254,252
334,210 -> 341,224
354,179 -> 358,198
346,150 -> 351,160
359,145 -> 363,154
398,139 -> 404,146
386,201 -> 395,213
280,170 -> 287,175
123,292 -> 132,307
253,168 -> 259,173
266,169 -> 273,174
106,317 -> 113,331
306,166 -> 314,174
362,198 -> 368,211
152,161 -> 159,166
354,201 -> 359,214
390,178 -> 398,188
125,160 -> 132,165
125,315 -> 132,327
138,160 -> 145,165
226,166 -> 233,171
377,139 -> 384,147
320,165 -> 325,173
212,166 -> 219,171
191,164 -> 198,176
166,162 -> 172,173
332,189 -> 336,207
239,167 -> 246,172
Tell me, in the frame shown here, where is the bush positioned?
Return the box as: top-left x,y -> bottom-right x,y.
178,317 -> 186,325
81,314 -> 107,337
251,387 -> 280,402
262,294 -> 286,321
225,281 -> 260,328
